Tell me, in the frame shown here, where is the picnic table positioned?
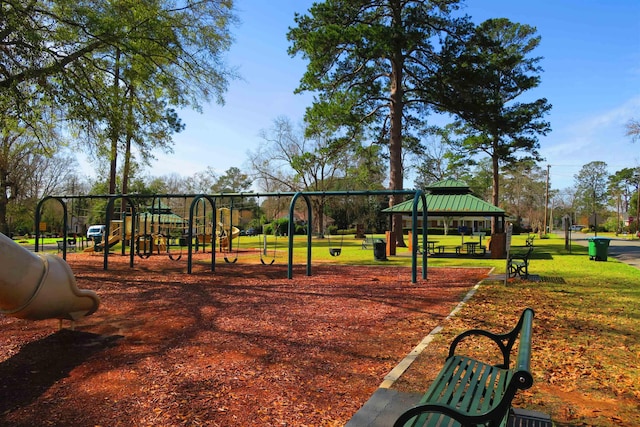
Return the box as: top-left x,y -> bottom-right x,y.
425,240 -> 438,254
462,241 -> 480,254
472,231 -> 486,245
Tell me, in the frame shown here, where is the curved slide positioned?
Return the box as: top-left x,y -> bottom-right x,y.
217,223 -> 240,248
83,234 -> 120,253
0,232 -> 100,321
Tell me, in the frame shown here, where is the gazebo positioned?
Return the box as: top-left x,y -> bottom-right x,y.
383,179 -> 507,257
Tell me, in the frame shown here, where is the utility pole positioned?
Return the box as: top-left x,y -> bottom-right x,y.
636,169 -> 640,236
543,164 -> 550,236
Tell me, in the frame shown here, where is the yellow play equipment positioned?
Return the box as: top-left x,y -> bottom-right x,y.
217,207 -> 240,250
0,232 -> 100,321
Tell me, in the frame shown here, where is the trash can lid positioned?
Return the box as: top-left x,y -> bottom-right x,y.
587,236 -> 611,241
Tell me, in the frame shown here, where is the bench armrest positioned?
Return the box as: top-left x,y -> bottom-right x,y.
448,308 -> 535,369
448,329 -> 512,367
514,309 -> 534,387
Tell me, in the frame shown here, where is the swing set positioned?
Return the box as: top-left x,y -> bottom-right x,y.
35,189 -> 428,283
324,195 -> 352,257
327,233 -> 344,257
135,197 -> 185,261
218,206 -> 240,264
219,199 -> 281,265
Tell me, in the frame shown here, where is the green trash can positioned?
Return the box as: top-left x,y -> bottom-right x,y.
587,237 -> 610,261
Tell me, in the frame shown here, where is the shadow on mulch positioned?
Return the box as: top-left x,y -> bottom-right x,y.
0,330 -> 122,414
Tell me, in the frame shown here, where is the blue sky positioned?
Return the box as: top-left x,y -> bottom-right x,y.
121,0 -> 640,191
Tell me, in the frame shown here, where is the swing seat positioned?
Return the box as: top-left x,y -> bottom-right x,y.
329,248 -> 342,257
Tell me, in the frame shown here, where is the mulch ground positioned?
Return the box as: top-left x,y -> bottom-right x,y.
0,252 -> 490,426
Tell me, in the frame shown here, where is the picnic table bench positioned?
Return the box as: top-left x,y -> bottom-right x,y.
462,241 -> 486,256
362,237 -> 385,249
434,245 -> 462,254
394,308 -> 535,427
508,246 -> 534,279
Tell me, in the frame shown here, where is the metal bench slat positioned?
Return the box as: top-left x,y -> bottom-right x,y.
477,366 -> 506,413
467,363 -> 500,414
421,357 -> 465,403
455,359 -> 489,411
405,413 -> 461,427
445,358 -> 478,406
393,309 -> 536,427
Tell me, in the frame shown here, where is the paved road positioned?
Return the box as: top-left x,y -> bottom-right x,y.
568,232 -> 640,269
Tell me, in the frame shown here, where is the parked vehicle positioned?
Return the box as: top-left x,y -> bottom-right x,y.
86,225 -> 105,241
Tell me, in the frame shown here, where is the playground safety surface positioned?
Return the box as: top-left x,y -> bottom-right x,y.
0,253 -> 489,426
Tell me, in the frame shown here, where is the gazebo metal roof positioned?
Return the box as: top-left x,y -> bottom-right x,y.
383,180 -> 505,217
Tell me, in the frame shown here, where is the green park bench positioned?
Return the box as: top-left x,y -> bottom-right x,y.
508,246 -> 534,279
393,308 -> 535,427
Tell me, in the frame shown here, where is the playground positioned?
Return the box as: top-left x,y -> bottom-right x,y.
3,188 -> 637,425
0,251 -> 489,426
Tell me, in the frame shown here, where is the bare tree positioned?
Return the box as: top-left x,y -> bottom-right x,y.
626,118 -> 640,142
248,117 -> 356,234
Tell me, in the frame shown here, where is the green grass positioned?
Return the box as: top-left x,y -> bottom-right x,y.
15,237 -> 61,245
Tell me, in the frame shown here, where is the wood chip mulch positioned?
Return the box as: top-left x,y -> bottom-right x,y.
0,253 -> 489,426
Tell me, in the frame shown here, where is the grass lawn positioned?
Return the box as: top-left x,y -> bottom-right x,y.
199,231 -> 640,425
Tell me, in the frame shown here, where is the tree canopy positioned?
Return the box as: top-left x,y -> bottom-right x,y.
1,0 -> 237,195
626,118 -> 640,142
431,18 -> 551,231
288,0 -> 469,245
574,161 -> 610,224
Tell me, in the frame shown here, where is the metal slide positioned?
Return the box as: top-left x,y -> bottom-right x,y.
0,232 -> 100,321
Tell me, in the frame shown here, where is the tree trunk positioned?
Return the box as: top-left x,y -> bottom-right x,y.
121,86 -> 134,197
0,173 -> 7,235
636,182 -> 640,233
108,48 -> 122,195
388,54 -> 405,249
491,150 -> 500,235
1,137 -> 11,234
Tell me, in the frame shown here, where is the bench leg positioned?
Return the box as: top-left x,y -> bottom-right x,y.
513,263 -> 529,279
521,263 -> 529,279
508,262 -> 517,278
